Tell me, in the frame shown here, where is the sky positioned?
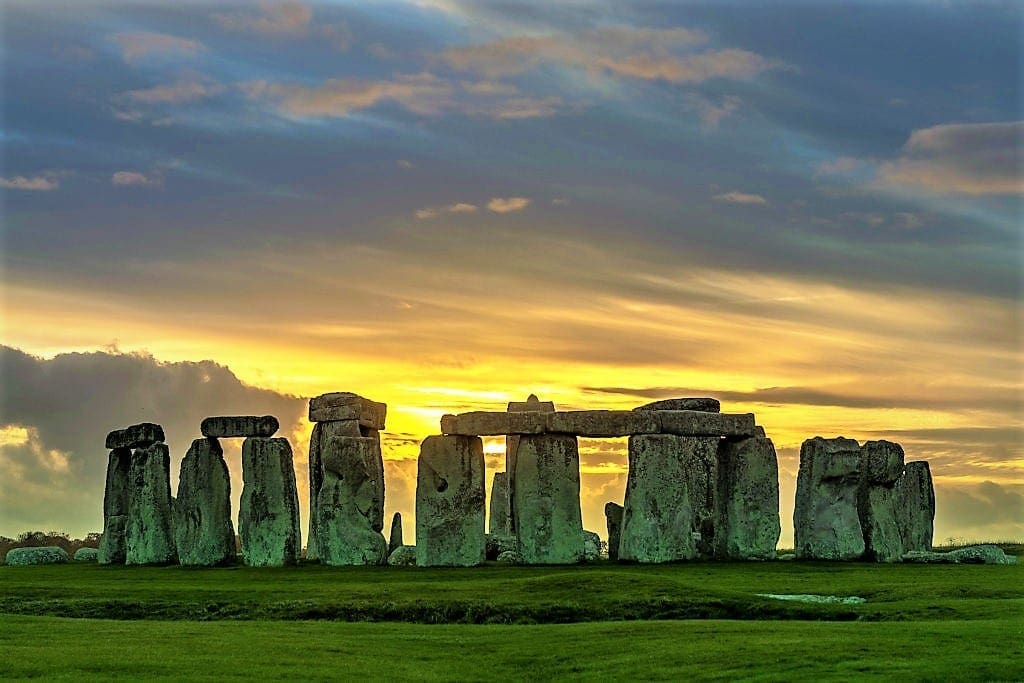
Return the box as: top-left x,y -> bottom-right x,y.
1,0 -> 1021,547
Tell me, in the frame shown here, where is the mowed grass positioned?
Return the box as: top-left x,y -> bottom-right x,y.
1,560 -> 1021,680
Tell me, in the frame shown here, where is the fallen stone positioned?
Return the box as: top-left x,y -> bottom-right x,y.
635,397 -> 720,413
496,550 -> 522,564
389,512 -> 404,555
308,392 -> 386,428
173,437 -> 236,566
387,545 -> 417,566
416,435 -> 486,567
74,547 -> 99,562
895,461 -> 935,552
547,410 -> 660,437
201,415 -> 279,438
125,443 -> 177,565
485,533 -> 518,560
858,440 -> 905,563
98,448 -> 131,565
316,436 -> 388,566
238,437 -> 302,567
105,422 -> 164,450
513,434 -> 584,564
488,472 -> 511,536
620,434 -> 702,563
605,502 -> 623,561
657,411 -> 756,437
583,530 -> 602,561
794,437 -> 864,561
758,594 -> 866,605
5,546 -> 70,566
903,545 -> 1017,565
716,436 -> 781,560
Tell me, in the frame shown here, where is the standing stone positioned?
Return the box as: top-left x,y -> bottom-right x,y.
388,512 -> 404,555
306,419 -> 363,561
794,437 -> 864,560
619,434 -> 698,563
680,436 -> 721,556
98,447 -> 131,565
506,395 -> 556,538
858,440 -> 905,562
895,461 -> 935,552
513,434 -> 584,564
125,443 -> 177,565
489,472 -> 511,535
316,436 -> 388,566
173,437 -> 235,566
416,435 -> 486,567
605,502 -> 624,561
239,437 -> 301,567
583,530 -> 602,561
716,436 -> 781,560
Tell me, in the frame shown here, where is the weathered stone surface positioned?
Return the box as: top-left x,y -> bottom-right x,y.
441,411 -> 547,436
389,512 -> 404,555
98,448 -> 131,565
173,437 -> 235,566
895,461 -> 935,552
583,530 -> 601,561
239,437 -> 301,567
547,410 -> 660,437
508,394 -> 556,412
681,437 -> 721,556
105,422 -> 164,450
316,436 -> 387,566
715,436 -> 781,560
754,426 -> 767,438
496,550 -> 522,564
513,434 -> 584,564
74,547 -> 99,562
387,545 -> 417,566
125,443 -> 177,566
308,392 -> 386,428
903,545 -> 1017,565
620,435 -> 700,563
858,440 -> 905,563
605,502 -> 623,561
485,534 -> 518,560
416,435 -> 486,567
635,397 -> 720,413
506,396 -> 556,540
201,415 -> 279,438
794,437 -> 864,560
5,546 -> 70,565
488,472 -> 511,535
657,411 -> 756,437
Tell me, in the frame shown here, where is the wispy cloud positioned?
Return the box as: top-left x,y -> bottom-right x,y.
487,196 -> 531,213
713,191 -> 767,205
240,73 -> 453,117
214,1 -> 351,50
816,157 -> 863,175
122,76 -> 224,105
112,171 -> 162,188
415,202 -> 479,219
0,175 -> 59,191
112,32 -> 205,64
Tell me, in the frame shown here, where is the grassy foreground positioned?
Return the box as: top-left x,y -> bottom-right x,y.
1,560 -> 1021,680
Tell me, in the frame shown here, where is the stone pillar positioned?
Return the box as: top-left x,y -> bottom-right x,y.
512,434 -> 584,564
794,437 -> 865,560
239,436 -> 302,567
98,447 -> 131,565
619,434 -> 698,563
174,437 -> 236,566
681,437 -> 721,557
604,502 -> 623,561
505,394 -> 555,537
488,471 -> 511,536
715,436 -> 781,560
388,512 -> 404,555
895,461 -> 935,552
315,436 -> 388,565
416,435 -> 486,567
858,440 -> 905,562
125,443 -> 177,565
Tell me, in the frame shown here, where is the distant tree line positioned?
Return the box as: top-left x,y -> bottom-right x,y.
0,531 -> 101,560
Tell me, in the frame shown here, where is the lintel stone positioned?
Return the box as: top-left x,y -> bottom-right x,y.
201,415 -> 279,438
308,392 -> 386,428
105,422 -> 164,450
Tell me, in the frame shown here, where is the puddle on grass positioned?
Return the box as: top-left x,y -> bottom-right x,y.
756,594 -> 866,605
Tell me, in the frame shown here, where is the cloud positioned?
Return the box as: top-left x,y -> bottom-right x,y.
487,196 -> 531,213
397,160 -> 415,169
112,32 -> 205,64
691,94 -> 741,129
214,1 -> 351,49
713,191 -> 767,205
240,73 -> 454,118
112,171 -> 162,188
876,121 -> 1023,195
414,202 -> 479,219
934,481 -> 1024,542
122,77 -> 224,105
0,175 -> 59,191
816,157 -> 863,175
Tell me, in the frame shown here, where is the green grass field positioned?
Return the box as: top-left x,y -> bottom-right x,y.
2,558 -> 1022,680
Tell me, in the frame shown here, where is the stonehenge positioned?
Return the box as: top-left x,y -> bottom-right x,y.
488,472 -> 511,536
389,512 -> 404,555
200,415 -> 279,438
896,461 -> 935,552
513,434 -> 585,564
174,437 -> 235,566
126,443 -> 177,565
315,436 -> 387,566
238,436 -> 302,566
604,502 -> 623,561
716,435 -> 781,560
415,435 -> 486,567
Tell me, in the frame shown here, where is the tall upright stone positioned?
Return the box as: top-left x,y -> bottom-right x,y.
98,447 -> 131,565
489,472 -> 511,536
506,394 -> 556,537
715,436 -> 781,560
416,435 -> 486,567
619,434 -> 698,563
513,434 -> 584,564
858,440 -> 905,562
604,501 -> 624,561
174,437 -> 235,566
239,437 -> 301,567
895,461 -> 935,552
388,512 -> 404,555
315,436 -> 387,566
794,437 -> 864,560
125,443 -> 177,565
680,436 -> 721,556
